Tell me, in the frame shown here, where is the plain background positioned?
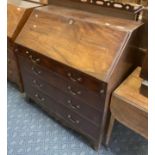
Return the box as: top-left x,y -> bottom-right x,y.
0,0 -> 154,155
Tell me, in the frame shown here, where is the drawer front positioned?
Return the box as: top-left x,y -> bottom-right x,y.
16,45 -> 107,93
22,71 -> 102,126
26,86 -> 100,140
18,54 -> 105,111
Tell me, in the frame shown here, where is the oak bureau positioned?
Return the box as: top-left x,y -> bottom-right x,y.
7,0 -> 42,91
15,5 -> 143,149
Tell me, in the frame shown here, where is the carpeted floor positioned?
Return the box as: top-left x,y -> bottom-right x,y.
7,82 -> 148,155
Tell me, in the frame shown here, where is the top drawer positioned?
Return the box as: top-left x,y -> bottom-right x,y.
15,45 -> 107,94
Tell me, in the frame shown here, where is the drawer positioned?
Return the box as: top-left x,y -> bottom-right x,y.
23,72 -> 102,126
15,45 -> 107,93
18,54 -> 106,111
26,87 -> 100,140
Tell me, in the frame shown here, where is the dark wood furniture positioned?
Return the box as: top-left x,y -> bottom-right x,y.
105,67 -> 148,146
7,0 -> 42,91
15,5 -> 143,149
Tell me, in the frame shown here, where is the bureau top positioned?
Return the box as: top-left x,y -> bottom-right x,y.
16,5 -> 142,81
34,5 -> 142,31
7,0 -> 41,39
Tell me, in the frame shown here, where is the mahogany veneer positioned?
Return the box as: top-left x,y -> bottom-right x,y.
15,5 -> 143,149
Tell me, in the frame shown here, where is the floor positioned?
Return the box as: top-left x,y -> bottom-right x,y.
7,82 -> 148,155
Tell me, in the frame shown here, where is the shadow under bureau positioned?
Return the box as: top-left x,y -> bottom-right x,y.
15,5 -> 142,149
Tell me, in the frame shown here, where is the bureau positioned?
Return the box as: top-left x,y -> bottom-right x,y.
15,5 -> 143,149
7,0 -> 42,91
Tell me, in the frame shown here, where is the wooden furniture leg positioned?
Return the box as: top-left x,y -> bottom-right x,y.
105,114 -> 115,146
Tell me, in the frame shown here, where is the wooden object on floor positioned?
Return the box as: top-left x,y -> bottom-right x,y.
15,5 -> 143,149
105,67 -> 148,146
7,0 -> 41,91
48,0 -> 143,20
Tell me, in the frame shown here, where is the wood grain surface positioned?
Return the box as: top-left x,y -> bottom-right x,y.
15,5 -> 143,149
15,5 -> 142,81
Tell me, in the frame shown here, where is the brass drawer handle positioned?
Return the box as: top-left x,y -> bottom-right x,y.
32,67 -> 42,75
68,19 -> 75,25
35,93 -> 45,102
67,100 -> 80,110
67,114 -> 79,124
67,86 -> 82,96
32,79 -> 43,88
67,73 -> 82,82
29,55 -> 40,64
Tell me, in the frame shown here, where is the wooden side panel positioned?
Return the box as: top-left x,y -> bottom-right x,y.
101,27 -> 143,143
105,26 -> 143,92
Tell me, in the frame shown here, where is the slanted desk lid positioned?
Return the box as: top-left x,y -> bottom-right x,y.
7,0 -> 41,40
15,5 -> 142,81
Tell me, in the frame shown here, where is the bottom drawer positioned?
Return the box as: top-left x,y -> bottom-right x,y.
23,73 -> 102,126
26,87 -> 100,140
